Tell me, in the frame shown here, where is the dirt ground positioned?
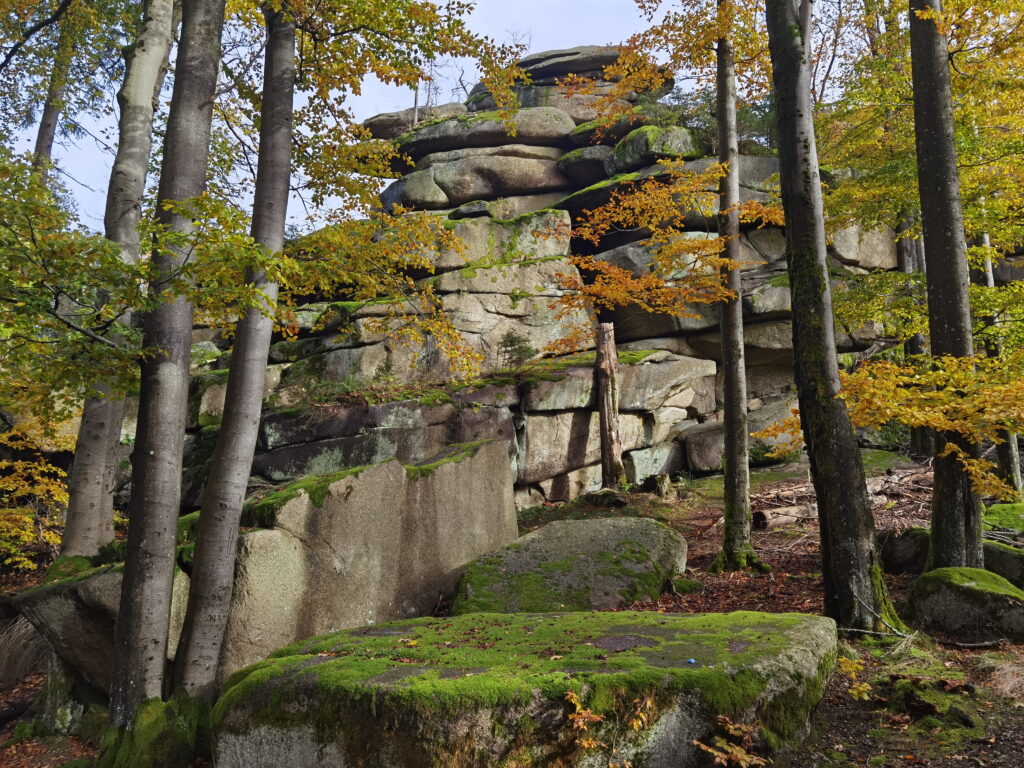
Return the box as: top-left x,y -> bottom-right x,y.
1,456 -> 1022,767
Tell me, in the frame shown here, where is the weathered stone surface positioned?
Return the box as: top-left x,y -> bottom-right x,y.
686,154 -> 780,193
517,45 -> 624,79
743,282 -> 791,318
624,443 -> 685,484
430,255 -> 574,296
594,233 -> 719,279
538,463 -> 604,501
831,226 -> 898,272
429,209 -> 571,272
488,192 -> 566,219
394,107 -> 576,162
362,102 -> 467,140
741,364 -> 797,403
907,567 -> 1024,641
453,518 -> 687,613
683,423 -> 725,473
224,441 -> 518,679
522,353 -> 715,413
557,145 -> 613,186
468,83 -> 631,124
212,610 -> 836,768
252,406 -> 516,482
520,410 -> 649,484
12,568 -> 189,694
379,168 -> 449,210
416,143 -> 565,170
650,407 -> 699,445
689,320 -> 795,366
382,145 -> 574,209
606,126 -> 703,175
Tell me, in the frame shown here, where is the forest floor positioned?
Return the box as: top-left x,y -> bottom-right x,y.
1,454 -> 1023,767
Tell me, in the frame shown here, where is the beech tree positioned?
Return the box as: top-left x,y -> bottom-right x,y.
62,0 -> 177,559
109,0 -> 228,725
908,0 -> 983,569
173,4 -> 294,701
765,0 -> 897,631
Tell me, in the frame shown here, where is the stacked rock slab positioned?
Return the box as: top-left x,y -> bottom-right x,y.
176,45 -> 898,508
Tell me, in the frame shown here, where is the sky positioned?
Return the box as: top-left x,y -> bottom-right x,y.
23,0 -> 654,230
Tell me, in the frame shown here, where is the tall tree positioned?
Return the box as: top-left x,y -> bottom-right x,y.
765,0 -> 896,630
109,0 -> 227,725
908,0 -> 983,569
61,0 -> 177,559
715,0 -> 754,570
174,5 -> 294,702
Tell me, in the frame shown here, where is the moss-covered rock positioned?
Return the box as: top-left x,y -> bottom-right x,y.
907,567 -> 1024,641
985,502 -> 1024,533
212,610 -> 837,768
606,125 -> 703,175
876,527 -> 1024,590
96,691 -> 204,768
451,517 -> 686,614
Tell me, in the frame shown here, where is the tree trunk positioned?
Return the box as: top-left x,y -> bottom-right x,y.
61,389 -> 123,556
109,0 -> 227,726
32,9 -> 75,185
595,321 -> 624,488
895,216 -> 935,458
716,19 -> 754,570
64,0 -> 176,559
593,321 -> 622,489
766,0 -> 896,631
908,0 -> 983,569
174,7 -> 294,702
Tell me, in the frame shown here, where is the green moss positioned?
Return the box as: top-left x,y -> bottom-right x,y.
403,439 -> 493,481
176,512 -> 201,544
241,465 -> 370,527
984,502 -> 1024,532
212,610 -> 831,757
911,566 -> 1024,601
768,274 -> 790,288
96,690 -> 205,768
43,555 -> 95,584
554,170 -> 646,207
672,577 -> 703,595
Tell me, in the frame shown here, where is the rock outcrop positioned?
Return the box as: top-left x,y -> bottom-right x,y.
175,44 -> 899,512
452,518 -> 687,614
212,611 -> 837,768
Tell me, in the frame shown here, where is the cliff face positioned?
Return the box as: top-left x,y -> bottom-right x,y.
176,46 -> 896,508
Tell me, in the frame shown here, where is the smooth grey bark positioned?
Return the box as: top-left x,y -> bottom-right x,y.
596,321 -> 624,488
31,10 -> 74,185
109,0 -> 227,726
63,0 -> 176,559
716,21 -> 753,569
908,0 -> 983,570
174,8 -> 294,702
766,0 -> 891,631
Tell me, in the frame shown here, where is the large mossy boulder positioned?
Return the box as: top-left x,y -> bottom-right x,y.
212,610 -> 837,768
907,567 -> 1024,641
450,518 -> 686,614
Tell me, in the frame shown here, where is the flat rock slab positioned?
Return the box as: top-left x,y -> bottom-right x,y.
907,567 -> 1024,641
451,517 -> 687,613
213,610 -> 836,768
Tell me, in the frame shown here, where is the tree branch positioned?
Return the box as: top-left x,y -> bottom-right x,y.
0,0 -> 76,77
